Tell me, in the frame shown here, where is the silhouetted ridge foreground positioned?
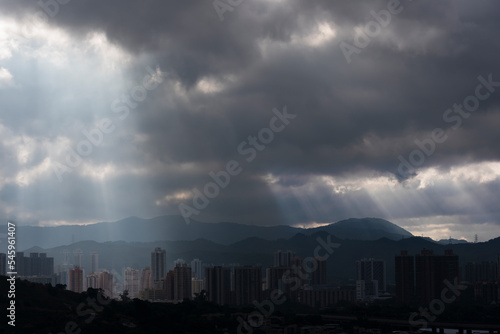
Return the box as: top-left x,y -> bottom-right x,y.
1,277 -> 498,334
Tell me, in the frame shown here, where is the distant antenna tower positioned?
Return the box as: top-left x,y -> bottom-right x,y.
448,236 -> 452,245
474,234 -> 478,243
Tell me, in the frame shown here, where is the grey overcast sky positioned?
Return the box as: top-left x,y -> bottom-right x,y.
1,0 -> 500,241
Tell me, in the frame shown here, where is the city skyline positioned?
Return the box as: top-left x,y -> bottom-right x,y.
2,245 -> 498,308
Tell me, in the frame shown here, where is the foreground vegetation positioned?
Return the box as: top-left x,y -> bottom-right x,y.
1,277 -> 498,334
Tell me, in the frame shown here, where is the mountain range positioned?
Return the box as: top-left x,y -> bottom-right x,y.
7,216 -> 415,250
8,216 -> 499,284
24,232 -> 500,285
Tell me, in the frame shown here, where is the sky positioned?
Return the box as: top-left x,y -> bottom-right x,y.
0,0 -> 499,242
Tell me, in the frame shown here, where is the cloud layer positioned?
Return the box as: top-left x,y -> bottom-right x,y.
1,0 -> 499,241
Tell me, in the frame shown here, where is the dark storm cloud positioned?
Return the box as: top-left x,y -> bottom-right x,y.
1,0 -> 500,237
6,0 -> 500,169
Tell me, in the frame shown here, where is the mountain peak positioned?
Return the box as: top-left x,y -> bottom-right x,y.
311,217 -> 413,241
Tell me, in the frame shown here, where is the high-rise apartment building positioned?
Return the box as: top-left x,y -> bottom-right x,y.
0,253 -> 6,276
310,257 -> 327,286
266,266 -> 290,293
90,251 -> 99,274
40,253 -> 54,276
356,279 -> 379,301
140,266 -> 152,292
86,273 -> 99,289
124,267 -> 140,299
205,266 -> 231,305
98,271 -> 114,298
191,258 -> 203,280
474,281 -> 499,304
192,278 -> 204,298
165,270 -> 175,300
356,258 -> 386,300
73,249 -> 83,269
173,263 -> 192,301
415,249 -> 459,304
55,263 -> 72,287
234,266 -> 262,306
30,253 -> 42,276
63,249 -> 70,265
151,247 -> 166,287
69,266 -> 84,293
395,249 -> 460,305
395,250 -> 415,304
14,252 -> 54,277
274,250 -> 294,267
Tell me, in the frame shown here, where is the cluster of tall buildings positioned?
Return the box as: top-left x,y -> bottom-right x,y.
141,248 -> 207,302
395,249 -> 460,304
66,267 -> 114,297
0,247 -> 352,307
0,252 -> 55,284
57,251 -> 114,298
135,248 -> 354,307
141,249 -> 205,301
394,249 -> 500,305
464,258 -> 500,304
464,261 -> 498,282
353,252 -> 498,306
352,250 -> 500,306
0,250 -> 111,294
15,252 -> 54,277
267,250 -> 354,308
7,244 -> 496,307
0,250 -> 117,299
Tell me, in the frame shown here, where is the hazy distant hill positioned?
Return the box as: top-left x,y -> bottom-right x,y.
24,234 -> 500,285
437,238 -> 469,245
5,216 -> 414,250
